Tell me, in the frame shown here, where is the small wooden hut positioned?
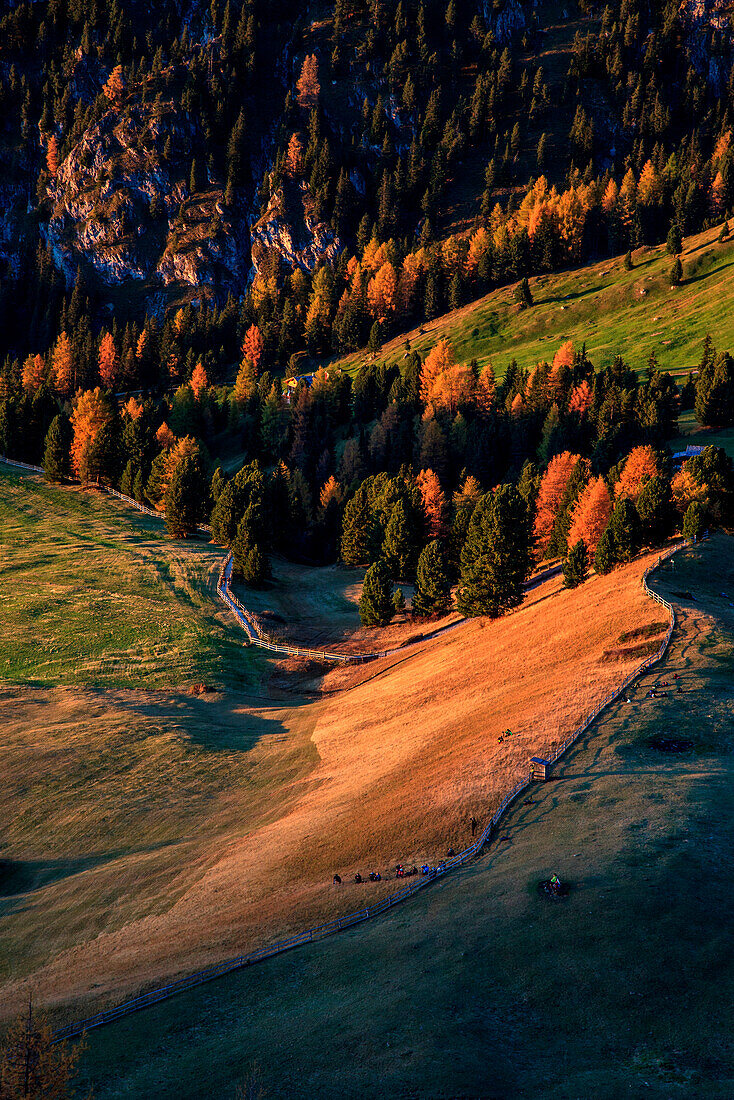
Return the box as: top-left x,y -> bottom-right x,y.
529,756 -> 550,781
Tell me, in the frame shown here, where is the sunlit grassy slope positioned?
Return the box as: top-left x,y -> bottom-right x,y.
80,536 -> 734,1100
332,226 -> 734,381
1,467 -> 665,1029
0,467 -> 247,690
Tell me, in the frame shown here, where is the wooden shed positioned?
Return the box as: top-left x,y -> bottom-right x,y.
529,756 -> 551,781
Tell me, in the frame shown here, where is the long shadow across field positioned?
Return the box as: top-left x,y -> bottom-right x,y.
78,538 -> 734,1100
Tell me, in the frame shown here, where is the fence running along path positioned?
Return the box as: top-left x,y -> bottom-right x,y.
1,456 -> 688,1040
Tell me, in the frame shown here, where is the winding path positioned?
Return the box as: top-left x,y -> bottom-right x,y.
0,456 -> 688,1041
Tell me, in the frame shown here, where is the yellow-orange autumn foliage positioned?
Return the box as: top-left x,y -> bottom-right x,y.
614,445 -> 659,502
534,451 -> 580,552
568,475 -> 612,553
416,468 -> 447,538
419,338 -> 457,405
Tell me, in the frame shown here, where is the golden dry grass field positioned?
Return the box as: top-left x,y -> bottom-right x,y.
0,466 -> 669,1033
80,535 -> 734,1100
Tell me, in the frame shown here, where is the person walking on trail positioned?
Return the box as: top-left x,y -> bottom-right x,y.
471,816 -> 478,837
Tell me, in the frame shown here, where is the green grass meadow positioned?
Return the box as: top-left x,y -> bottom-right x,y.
77,536 -> 734,1099
0,466 -> 252,691
0,468 -> 320,984
333,226 -> 734,382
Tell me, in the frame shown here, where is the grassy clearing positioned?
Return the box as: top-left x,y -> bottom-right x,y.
0,466 -> 248,691
331,226 -> 734,381
0,469 -> 322,995
670,409 -> 734,460
79,536 -> 734,1099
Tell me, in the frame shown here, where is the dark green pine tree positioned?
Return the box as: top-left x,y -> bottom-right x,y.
211,480 -> 239,545
563,539 -> 588,589
119,458 -> 136,496
682,500 -> 706,540
412,539 -> 452,618
165,455 -> 203,538
231,512 -> 270,587
42,414 -> 69,482
382,499 -> 419,580
636,474 -> 673,545
670,257 -> 683,286
457,484 -> 532,617
694,335 -> 717,426
145,451 -> 169,506
133,468 -> 146,502
696,351 -> 734,428
666,222 -> 682,255
608,498 -> 641,563
210,466 -> 228,505
594,526 -> 616,574
341,486 -> 377,566
514,276 -> 533,309
359,559 -> 394,627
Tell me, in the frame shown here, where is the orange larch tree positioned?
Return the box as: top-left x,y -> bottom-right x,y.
70,387 -> 113,483
419,338 -> 457,405
51,332 -> 74,396
242,324 -> 264,370
98,331 -> 120,389
103,64 -> 125,103
46,134 -> 61,176
156,421 -> 177,450
614,444 -> 659,502
22,354 -> 46,392
417,468 -> 448,538
319,475 -> 344,510
190,362 -> 208,399
533,450 -> 580,555
568,475 -> 612,553
568,379 -> 593,416
296,54 -> 320,109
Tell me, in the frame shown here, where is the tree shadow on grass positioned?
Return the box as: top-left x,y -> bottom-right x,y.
91,687 -> 307,754
0,840 -> 184,900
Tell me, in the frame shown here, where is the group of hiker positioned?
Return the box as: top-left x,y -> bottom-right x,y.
333,820 -> 479,886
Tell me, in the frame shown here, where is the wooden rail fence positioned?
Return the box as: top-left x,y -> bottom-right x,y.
0,456 -> 689,1041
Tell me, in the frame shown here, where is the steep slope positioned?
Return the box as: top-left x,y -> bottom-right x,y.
1,469 -> 667,1021
332,226 -> 734,380
79,535 -> 734,1100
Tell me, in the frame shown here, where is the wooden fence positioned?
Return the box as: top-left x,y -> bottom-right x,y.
0,457 -> 689,1040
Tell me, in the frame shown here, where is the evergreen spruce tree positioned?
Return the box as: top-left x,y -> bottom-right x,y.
341,485 -> 378,565
145,451 -> 169,506
666,223 -> 682,255
623,250 -> 633,271
670,256 -> 683,286
457,485 -> 532,617
594,526 -> 616,574
412,539 -> 452,617
514,276 -> 533,308
210,466 -> 227,504
359,559 -> 394,626
165,455 -> 201,538
133,468 -> 146,502
682,500 -> 706,540
563,539 -> 588,588
381,499 -> 418,579
231,512 -> 270,586
119,458 -> 136,496
636,473 -> 673,545
42,414 -> 69,482
608,498 -> 640,562
392,587 -> 406,614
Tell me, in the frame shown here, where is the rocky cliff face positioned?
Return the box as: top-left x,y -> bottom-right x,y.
250,178 -> 342,279
46,99 -> 250,299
